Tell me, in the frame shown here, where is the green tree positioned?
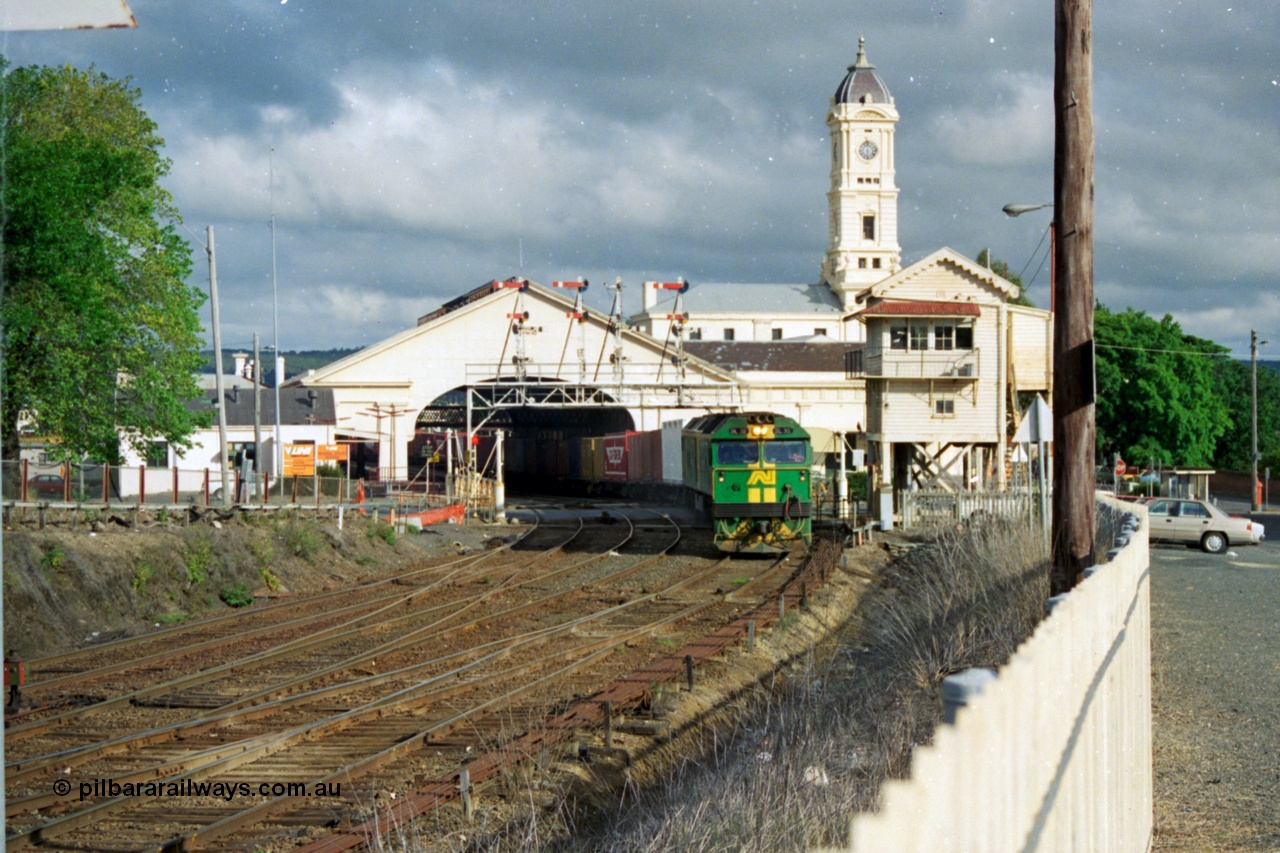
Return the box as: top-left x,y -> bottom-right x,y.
1094,305 -> 1230,467
1210,358 -> 1280,472
975,248 -> 1033,307
1,61 -> 207,464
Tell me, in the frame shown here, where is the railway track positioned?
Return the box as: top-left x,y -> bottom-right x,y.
5,506 -> 833,850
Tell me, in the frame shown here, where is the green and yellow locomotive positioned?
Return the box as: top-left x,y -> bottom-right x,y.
682,412 -> 813,553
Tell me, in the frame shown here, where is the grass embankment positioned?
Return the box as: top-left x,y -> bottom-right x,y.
3,511 -> 407,658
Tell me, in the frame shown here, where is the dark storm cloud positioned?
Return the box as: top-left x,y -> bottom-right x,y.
3,1 -> 1276,353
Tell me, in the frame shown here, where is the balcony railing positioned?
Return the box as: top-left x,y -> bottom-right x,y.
847,347 -> 980,380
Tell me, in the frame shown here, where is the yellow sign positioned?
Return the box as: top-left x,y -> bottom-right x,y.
747,470 -> 777,485
283,443 -> 316,477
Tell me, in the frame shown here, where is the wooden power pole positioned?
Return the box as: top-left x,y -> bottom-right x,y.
1052,0 -> 1096,593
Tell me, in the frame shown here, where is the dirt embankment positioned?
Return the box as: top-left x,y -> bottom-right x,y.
2,510 -> 496,659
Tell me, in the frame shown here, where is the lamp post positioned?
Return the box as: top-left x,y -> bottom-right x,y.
1003,203 -> 1056,311
1252,330 -> 1268,512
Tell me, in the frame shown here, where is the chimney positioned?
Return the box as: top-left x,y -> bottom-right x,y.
642,281 -> 657,312
307,389 -> 317,409
232,352 -> 248,379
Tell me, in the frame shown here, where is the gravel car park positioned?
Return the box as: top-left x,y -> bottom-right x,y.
1146,498 -> 1265,553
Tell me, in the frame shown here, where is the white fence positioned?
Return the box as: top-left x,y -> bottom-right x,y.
901,488 -> 1040,528
831,496 -> 1151,851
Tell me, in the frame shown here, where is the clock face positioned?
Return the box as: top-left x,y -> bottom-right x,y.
858,140 -> 878,161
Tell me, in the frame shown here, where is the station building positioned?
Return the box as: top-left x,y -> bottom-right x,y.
294,39 -> 1051,522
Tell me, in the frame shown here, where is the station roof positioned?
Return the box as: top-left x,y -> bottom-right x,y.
643,282 -> 842,317
684,340 -> 857,373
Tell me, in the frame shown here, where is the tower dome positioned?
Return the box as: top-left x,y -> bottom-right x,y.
834,37 -> 892,105
822,37 -> 901,306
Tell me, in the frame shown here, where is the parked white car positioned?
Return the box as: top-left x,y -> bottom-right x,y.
1145,498 -> 1265,554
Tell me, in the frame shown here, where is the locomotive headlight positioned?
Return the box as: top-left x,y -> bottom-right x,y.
717,472 -> 725,482
799,472 -> 806,481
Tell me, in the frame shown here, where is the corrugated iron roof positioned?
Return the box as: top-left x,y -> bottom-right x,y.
645,281 -> 842,316
859,299 -> 981,318
185,386 -> 338,428
684,341 -> 858,373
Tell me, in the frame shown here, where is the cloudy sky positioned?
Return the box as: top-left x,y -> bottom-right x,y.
4,1 -> 1277,357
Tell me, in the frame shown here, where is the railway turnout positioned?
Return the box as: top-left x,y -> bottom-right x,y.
4,504 -> 845,851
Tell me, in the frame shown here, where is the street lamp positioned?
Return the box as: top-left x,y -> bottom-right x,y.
1004,203 -> 1057,311
1003,203 -> 1053,218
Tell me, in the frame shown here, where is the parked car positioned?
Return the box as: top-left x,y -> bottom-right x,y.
1145,498 -> 1265,554
27,474 -> 66,498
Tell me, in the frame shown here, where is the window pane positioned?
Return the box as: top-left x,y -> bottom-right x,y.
956,325 -> 974,349
863,215 -> 875,240
935,325 -> 954,350
1148,501 -> 1170,516
723,328 -> 735,341
890,324 -> 907,350
716,441 -> 759,465
909,323 -> 928,350
772,328 -> 783,340
764,441 -> 808,464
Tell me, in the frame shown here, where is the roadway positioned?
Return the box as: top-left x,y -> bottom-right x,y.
1149,515 -> 1280,849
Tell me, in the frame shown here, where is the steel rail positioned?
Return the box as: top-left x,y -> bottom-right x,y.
4,512 -> 583,742
5,511 -> 667,785
7,507 -> 670,778
23,512 -> 546,677
301,538 -> 840,853
7,532 -> 735,846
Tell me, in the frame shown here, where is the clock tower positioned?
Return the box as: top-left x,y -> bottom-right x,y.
821,38 -> 901,309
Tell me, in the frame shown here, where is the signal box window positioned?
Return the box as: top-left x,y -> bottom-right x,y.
909,323 -> 929,351
935,324 -> 954,351
956,324 -> 974,349
890,322 -> 908,350
934,396 -> 956,417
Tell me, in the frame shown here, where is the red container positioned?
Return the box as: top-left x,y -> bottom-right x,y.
603,432 -> 639,480
627,430 -> 663,482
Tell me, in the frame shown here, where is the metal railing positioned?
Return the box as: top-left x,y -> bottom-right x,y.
832,496 -> 1152,852
858,347 -> 981,380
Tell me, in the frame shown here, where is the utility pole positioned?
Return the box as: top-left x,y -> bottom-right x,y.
253,332 -> 263,485
1252,330 -> 1264,512
206,227 -> 232,507
1051,0 -> 1095,593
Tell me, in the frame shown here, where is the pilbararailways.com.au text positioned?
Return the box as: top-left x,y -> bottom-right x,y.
58,778 -> 342,802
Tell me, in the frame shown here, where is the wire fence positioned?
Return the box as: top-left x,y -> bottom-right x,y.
0,460 -> 495,515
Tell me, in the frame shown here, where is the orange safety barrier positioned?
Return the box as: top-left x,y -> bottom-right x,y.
403,503 -> 466,527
